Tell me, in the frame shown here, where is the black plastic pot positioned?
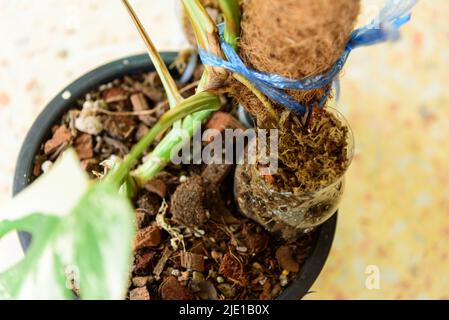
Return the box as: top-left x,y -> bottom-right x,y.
13,53 -> 337,300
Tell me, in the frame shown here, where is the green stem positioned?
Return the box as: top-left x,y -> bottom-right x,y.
133,64 -> 215,185
131,109 -> 211,185
218,0 -> 241,50
182,0 -> 228,86
133,0 -> 235,186
106,92 -> 220,186
119,173 -> 137,198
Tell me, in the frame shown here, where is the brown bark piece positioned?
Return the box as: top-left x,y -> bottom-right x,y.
275,246 -> 299,273
180,252 -> 205,272
104,116 -> 135,140
205,112 -> 246,142
135,226 -> 162,250
153,247 -> 172,278
206,111 -> 246,131
133,251 -> 156,275
104,87 -> 127,103
143,179 -> 167,199
241,223 -> 269,254
135,209 -> 147,229
130,93 -> 156,127
44,125 -> 71,155
74,133 -> 93,160
160,276 -> 194,300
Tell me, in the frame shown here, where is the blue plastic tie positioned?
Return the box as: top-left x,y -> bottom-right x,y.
198,0 -> 418,115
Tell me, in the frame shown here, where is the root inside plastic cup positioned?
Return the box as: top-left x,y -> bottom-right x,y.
234,107 -> 354,239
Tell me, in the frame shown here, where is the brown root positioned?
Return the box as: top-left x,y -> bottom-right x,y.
228,77 -> 278,128
234,108 -> 351,236
230,81 -> 347,193
230,77 -> 331,126
240,106 -> 351,194
274,107 -> 351,192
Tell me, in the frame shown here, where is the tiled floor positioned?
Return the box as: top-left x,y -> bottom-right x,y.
1,0 -> 448,299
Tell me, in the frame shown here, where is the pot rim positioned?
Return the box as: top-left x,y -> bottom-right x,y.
12,52 -> 337,300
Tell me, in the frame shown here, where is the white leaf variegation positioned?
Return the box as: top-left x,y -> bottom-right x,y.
3,149 -> 90,220
0,149 -> 135,300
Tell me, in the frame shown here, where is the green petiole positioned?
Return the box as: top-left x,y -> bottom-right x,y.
218,0 -> 241,50
106,92 -> 221,186
133,0 -> 244,185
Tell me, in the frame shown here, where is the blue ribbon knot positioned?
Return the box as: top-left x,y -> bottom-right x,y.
198,0 -> 418,115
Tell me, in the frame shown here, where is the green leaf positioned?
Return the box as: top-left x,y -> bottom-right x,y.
0,150 -> 136,300
218,0 -> 241,50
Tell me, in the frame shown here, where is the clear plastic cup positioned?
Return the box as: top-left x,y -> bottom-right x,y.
234,107 -> 354,239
